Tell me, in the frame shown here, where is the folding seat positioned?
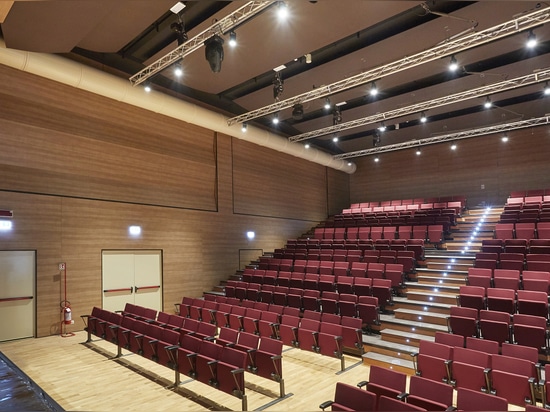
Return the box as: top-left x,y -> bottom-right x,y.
242,308 -> 262,335
302,289 -> 321,312
536,221 -> 550,239
407,239 -> 425,261
194,321 -> 217,340
316,322 -> 345,370
378,395 -> 427,411
367,262 -> 385,279
390,239 -> 407,252
478,310 -> 511,345
347,226 -> 359,240
100,310 -> 123,343
295,317 -> 320,353
350,261 -> 368,277
446,346 -> 491,391
501,343 -> 541,380
319,382 -> 377,412
320,291 -> 339,314
286,287 -> 303,310
176,333 -> 203,380
278,314 -> 300,347
231,330 -> 259,365
234,283 -> 248,302
516,222 -> 536,240
228,305 -> 246,331
242,268 -> 255,283
370,226 -> 383,241
372,278 -> 392,311
252,269 -> 266,285
317,272 -> 336,292
458,284 -> 486,311
302,273 -> 319,290
245,283 -> 261,302
257,311 -> 280,339
489,354 -> 538,406
486,287 -> 516,315
434,331 -> 464,348
214,303 -> 232,328
525,195 -> 543,205
272,286 -> 288,306
357,365 -> 407,409
353,277 -> 372,297
241,299 -> 255,309
175,296 -> 194,317
259,285 -> 274,305
313,228 -> 325,240
214,346 -> 247,407
378,249 -> 396,264
288,272 -> 305,289
334,227 -> 346,240
456,387 -> 508,411
193,339 -> 223,387
333,261 -> 350,278
217,327 -> 239,346
338,293 -> 358,317
528,238 -> 550,254
384,263 -> 404,291
493,269 -> 521,291
447,306 -> 478,339
279,259 -> 293,272
504,238 -> 528,254
411,340 -> 453,383
427,224 -> 444,246
412,225 -> 427,241
358,226 -> 371,240
512,313 -> 549,353
474,252 -> 498,270
263,270 -> 278,285
465,336 -> 499,354
517,290 -> 549,319
362,250 -> 379,264
332,249 -> 347,262
526,256 -> 550,272
318,261 -> 335,276
521,270 -> 550,293
397,250 -> 416,274
357,296 -> 380,332
398,225 -> 412,240
400,375 -> 454,411
382,226 -> 396,240
148,326 -> 181,367
340,316 -> 363,351
467,267 -> 493,291
113,316 -> 140,355
494,223 -> 514,239
498,252 -> 524,271
481,239 -> 503,254
335,275 -> 353,294
346,249 -> 362,263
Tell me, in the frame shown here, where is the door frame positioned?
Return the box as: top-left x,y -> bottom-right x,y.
101,249 -> 164,311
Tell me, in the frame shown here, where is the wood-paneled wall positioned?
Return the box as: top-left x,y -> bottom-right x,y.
0,64 -> 342,337
350,126 -> 550,207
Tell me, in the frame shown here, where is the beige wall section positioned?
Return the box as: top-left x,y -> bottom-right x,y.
0,64 -> 343,337
350,126 -> 550,208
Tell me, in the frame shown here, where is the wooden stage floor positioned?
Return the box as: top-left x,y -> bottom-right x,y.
0,331 -> 371,411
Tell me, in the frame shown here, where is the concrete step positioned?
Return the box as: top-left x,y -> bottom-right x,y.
415,275 -> 466,286
380,327 -> 438,347
405,290 -> 458,305
362,351 -> 415,374
393,308 -> 449,326
425,261 -> 473,271
363,333 -> 420,361
380,314 -> 448,334
392,296 -> 453,315
405,282 -> 460,295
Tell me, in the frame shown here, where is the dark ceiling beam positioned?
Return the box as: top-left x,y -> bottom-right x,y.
218,1 -> 474,102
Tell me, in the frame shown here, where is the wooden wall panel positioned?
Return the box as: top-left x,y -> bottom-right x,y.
327,168 -> 350,216
0,64 -> 217,211
232,138 -> 328,222
350,127 -> 550,207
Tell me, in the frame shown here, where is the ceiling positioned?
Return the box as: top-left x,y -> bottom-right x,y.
1,1 -> 549,158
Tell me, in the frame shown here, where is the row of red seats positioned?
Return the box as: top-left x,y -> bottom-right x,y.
475,253 -> 550,272
500,210 -> 550,224
323,363 -> 510,411
223,281 -> 382,329
332,213 -> 457,228
260,250 -> 417,273
482,238 -> 550,254
412,337 -> 541,407
449,303 -> 549,354
494,223 -> 550,240
468,267 -> 550,291
313,225 -> 446,242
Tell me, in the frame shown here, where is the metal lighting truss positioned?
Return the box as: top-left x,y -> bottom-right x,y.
226,4 -> 550,126
289,68 -> 550,142
333,115 -> 550,159
129,1 -> 274,86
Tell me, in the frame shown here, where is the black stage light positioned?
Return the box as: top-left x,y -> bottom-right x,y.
205,34 -> 224,73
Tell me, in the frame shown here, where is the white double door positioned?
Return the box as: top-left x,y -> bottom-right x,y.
0,250 -> 36,342
102,250 -> 162,313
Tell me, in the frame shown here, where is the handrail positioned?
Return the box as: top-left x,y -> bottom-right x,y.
135,285 -> 160,292
103,287 -> 133,293
0,296 -> 33,302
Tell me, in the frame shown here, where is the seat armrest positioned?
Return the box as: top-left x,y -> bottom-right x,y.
319,400 -> 334,411
271,354 -> 282,361
397,392 -> 409,401
446,407 -> 457,411
357,380 -> 368,388
165,344 -> 179,352
204,336 -> 216,342
231,367 -> 245,375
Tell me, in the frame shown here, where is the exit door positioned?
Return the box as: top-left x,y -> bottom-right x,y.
102,250 -> 162,313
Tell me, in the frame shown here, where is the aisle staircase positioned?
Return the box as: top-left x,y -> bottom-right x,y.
361,206 -> 502,373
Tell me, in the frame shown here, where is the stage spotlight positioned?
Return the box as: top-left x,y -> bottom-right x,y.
526,30 -> 537,48
273,72 -> 284,101
369,82 -> 378,96
174,62 -> 183,77
323,98 -> 331,110
420,112 -> 427,123
241,122 -> 248,132
204,34 -> 224,73
228,31 -> 237,48
449,55 -> 459,72
378,122 -> 386,132
484,96 -> 492,109
292,104 -> 304,120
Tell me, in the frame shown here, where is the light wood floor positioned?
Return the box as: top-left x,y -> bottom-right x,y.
0,332 -> 527,411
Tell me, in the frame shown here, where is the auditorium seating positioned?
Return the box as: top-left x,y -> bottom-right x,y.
357,365 -> 408,409
456,387 -> 508,411
397,375 -> 453,411
319,382 -> 377,411
411,340 -> 453,382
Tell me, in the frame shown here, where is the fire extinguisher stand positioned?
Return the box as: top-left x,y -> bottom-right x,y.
60,262 -> 75,338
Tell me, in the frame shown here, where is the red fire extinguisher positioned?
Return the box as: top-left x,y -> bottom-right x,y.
61,300 -> 72,325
